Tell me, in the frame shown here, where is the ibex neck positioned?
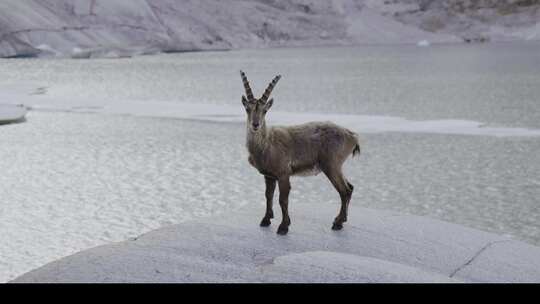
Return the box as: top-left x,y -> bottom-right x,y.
246,124 -> 268,155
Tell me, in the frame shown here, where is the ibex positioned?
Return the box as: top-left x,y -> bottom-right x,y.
240,71 -> 361,235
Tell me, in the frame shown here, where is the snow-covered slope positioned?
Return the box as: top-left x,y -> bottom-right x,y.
2,1 -> 539,58
12,202 -> 540,283
378,0 -> 540,42
342,2 -> 458,44
0,0 -> 461,58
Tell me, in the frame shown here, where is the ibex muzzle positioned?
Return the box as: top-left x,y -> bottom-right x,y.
240,70 -> 361,235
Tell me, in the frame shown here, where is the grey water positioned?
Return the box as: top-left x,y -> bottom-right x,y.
1,42 -> 540,281
3,42 -> 540,128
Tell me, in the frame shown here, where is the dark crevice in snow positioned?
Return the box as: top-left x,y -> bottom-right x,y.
147,2 -> 171,36
449,239 -> 512,278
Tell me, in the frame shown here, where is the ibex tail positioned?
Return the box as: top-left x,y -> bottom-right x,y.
353,144 -> 361,157
351,133 -> 361,157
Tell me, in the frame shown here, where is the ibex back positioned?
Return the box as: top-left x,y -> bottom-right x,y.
240,71 -> 361,235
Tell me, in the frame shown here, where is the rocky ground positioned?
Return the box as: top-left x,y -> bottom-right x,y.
12,202 -> 540,283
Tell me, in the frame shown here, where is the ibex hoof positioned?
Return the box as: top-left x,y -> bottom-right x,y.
260,218 -> 271,227
277,225 -> 289,235
331,222 -> 344,230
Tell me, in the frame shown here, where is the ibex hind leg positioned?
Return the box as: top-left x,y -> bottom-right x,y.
323,167 -> 353,230
344,180 -> 354,222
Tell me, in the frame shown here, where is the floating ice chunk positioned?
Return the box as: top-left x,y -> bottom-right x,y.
417,40 -> 430,47
71,48 -> 92,59
0,104 -> 27,125
36,44 -> 52,51
35,44 -> 61,57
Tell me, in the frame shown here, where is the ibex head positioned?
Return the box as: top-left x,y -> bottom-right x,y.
240,70 -> 281,132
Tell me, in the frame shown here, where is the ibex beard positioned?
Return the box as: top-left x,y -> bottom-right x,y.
240,70 -> 361,235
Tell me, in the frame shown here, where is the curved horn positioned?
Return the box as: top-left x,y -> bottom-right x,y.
261,74 -> 281,103
240,70 -> 254,101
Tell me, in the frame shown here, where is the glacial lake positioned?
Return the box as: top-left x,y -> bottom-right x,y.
1,42 -> 540,281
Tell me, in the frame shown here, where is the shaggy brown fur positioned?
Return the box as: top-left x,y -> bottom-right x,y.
240,71 -> 360,235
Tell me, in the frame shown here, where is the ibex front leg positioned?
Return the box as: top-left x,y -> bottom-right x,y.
277,177 -> 291,235
260,176 -> 276,227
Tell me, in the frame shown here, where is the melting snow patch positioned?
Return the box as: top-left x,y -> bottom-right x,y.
2,82 -> 539,138
3,81 -> 540,137
96,101 -> 540,138
20,99 -> 540,137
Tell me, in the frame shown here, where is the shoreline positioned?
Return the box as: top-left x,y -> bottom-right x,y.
4,39 -> 540,60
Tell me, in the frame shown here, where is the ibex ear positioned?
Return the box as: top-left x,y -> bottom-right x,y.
264,98 -> 273,111
241,95 -> 248,108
